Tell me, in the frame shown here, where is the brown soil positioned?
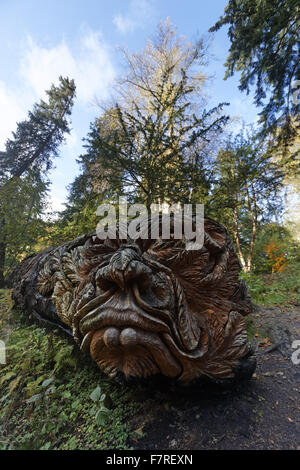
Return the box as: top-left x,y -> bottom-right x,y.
129,306 -> 300,450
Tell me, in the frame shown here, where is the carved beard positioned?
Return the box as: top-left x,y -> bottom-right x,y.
35,217 -> 255,383
79,244 -> 199,379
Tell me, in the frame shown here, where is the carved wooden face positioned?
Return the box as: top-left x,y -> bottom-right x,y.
37,218 -> 254,382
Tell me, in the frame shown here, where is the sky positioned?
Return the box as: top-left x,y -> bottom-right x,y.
0,0 -> 260,214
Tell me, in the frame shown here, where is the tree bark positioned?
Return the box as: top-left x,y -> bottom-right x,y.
233,208 -> 247,272
245,183 -> 258,272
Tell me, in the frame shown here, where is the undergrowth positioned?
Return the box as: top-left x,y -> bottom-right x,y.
0,290 -> 147,450
1,265 -> 298,450
241,266 -> 300,307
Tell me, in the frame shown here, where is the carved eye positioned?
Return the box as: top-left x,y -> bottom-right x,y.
136,271 -> 152,292
96,278 -> 116,293
152,284 -> 167,301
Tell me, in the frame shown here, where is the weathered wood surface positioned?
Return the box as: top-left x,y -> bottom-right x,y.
12,217 -> 256,383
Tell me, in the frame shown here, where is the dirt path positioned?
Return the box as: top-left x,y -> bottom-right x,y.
130,306 -> 300,450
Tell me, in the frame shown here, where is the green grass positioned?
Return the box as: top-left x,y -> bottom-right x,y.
240,266 -> 300,307
0,290 -> 149,450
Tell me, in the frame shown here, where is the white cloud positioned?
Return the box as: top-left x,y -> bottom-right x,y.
0,30 -> 115,152
230,96 -> 259,123
20,31 -> 115,105
46,192 -> 66,216
0,81 -> 28,148
64,129 -> 79,151
0,30 -> 116,213
113,0 -> 153,34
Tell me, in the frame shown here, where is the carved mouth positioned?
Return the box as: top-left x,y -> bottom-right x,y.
77,278 -> 203,378
79,306 -> 172,336
78,284 -> 185,378
84,326 -> 182,378
79,302 -> 183,378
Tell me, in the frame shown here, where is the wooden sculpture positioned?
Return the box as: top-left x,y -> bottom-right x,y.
12,216 -> 256,383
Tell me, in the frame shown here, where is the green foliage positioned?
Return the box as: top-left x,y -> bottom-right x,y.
251,223 -> 300,273
211,127 -> 284,272
210,0 -> 300,146
0,171 -> 49,275
0,77 -> 76,286
241,266 -> 300,306
245,317 -> 257,340
56,19 -> 229,243
0,77 -> 76,181
0,292 -> 146,450
47,180 -> 105,246
90,385 -> 110,426
240,221 -> 300,304
0,289 -> 13,328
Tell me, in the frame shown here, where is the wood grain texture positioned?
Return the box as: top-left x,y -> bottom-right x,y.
12,217 -> 256,383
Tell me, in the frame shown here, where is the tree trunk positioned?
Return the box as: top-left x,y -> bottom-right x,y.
247,219 -> 257,272
233,208 -> 247,272
11,217 -> 256,384
245,183 -> 258,273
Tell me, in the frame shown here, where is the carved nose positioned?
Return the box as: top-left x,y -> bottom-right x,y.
122,259 -> 152,291
96,248 -> 152,292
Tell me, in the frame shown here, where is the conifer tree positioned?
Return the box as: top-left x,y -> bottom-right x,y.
0,77 -> 76,286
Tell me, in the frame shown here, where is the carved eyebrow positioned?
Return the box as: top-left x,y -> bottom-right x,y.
141,252 -> 173,275
146,240 -> 209,266
96,253 -> 115,269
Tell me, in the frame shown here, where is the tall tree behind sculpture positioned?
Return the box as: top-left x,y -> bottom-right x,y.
70,20 -> 229,218
212,128 -> 284,272
0,77 -> 76,286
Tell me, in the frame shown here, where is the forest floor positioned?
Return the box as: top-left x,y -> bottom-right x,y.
0,289 -> 299,450
131,305 -> 300,450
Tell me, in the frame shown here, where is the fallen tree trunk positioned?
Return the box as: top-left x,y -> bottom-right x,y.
12,217 -> 256,383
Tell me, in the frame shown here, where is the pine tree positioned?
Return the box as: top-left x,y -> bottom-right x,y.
210,0 -> 300,147
0,76 -> 76,286
71,20 -> 229,216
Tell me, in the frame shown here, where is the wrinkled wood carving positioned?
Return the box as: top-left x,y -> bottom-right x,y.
12,217 -> 256,383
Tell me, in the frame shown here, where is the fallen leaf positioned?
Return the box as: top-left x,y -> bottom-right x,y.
134,424 -> 145,437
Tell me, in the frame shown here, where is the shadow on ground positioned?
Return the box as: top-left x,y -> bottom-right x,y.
128,306 -> 300,450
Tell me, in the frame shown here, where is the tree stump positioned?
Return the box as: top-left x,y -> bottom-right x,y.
12,217 -> 256,383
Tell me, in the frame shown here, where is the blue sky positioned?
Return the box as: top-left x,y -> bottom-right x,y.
0,0 -> 260,213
